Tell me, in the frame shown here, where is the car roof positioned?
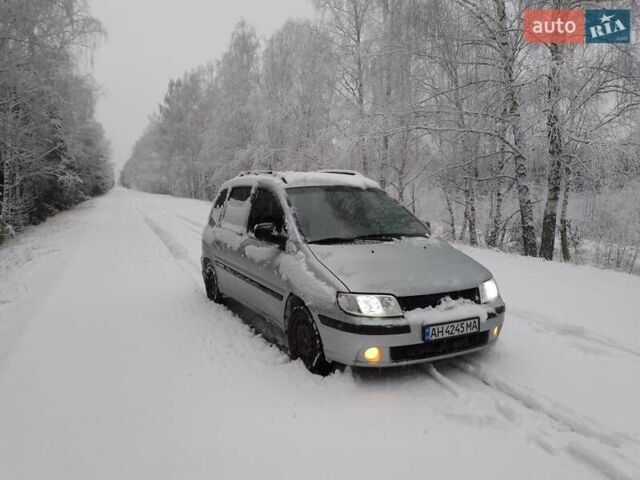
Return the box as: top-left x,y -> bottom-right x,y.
222,170 -> 381,191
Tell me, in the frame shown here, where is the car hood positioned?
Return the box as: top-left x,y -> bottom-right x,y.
307,238 -> 492,296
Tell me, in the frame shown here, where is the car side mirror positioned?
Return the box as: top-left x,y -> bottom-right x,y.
254,222 -> 287,248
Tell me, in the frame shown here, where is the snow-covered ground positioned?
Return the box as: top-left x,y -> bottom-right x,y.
1,188 -> 639,480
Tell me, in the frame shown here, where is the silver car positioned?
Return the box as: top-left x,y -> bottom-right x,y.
201,170 -> 505,374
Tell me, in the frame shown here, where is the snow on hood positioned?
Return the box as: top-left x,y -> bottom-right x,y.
308,238 -> 492,296
404,297 -> 493,325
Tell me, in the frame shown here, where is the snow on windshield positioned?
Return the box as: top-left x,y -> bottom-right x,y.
281,171 -> 380,189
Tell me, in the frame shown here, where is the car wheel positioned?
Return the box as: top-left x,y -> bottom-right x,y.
204,263 -> 224,304
288,303 -> 333,376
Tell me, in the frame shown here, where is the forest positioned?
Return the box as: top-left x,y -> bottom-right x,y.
121,0 -> 640,273
0,0 -> 113,243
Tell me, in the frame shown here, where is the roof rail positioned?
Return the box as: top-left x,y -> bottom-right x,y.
237,170 -> 287,183
238,170 -> 274,177
317,169 -> 361,176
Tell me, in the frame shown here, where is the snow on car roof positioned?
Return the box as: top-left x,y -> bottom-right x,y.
227,170 -> 381,190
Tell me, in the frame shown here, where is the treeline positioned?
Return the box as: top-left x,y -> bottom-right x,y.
122,0 -> 640,272
0,0 -> 113,242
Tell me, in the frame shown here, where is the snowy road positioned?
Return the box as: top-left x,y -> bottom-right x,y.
1,188 -> 640,479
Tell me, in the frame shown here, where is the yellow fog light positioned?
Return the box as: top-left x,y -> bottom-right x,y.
492,325 -> 501,338
364,347 -> 382,363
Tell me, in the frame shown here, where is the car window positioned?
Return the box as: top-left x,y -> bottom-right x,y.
213,188 -> 228,208
248,188 -> 285,234
220,185 -> 252,232
208,188 -> 227,226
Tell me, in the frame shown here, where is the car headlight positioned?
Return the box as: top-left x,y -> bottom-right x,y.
337,293 -> 402,317
479,278 -> 499,303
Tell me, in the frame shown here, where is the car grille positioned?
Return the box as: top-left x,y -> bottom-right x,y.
396,287 -> 480,312
389,331 -> 489,362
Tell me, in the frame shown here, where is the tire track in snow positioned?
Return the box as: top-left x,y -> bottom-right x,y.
425,363 -> 465,399
134,197 -> 204,240
141,214 -> 198,269
566,443 -> 637,480
510,308 -> 640,359
135,203 -> 202,284
436,359 -> 640,480
172,212 -> 205,230
420,363 -> 516,428
157,210 -> 203,237
140,205 -> 203,238
145,200 -> 205,234
452,358 -> 640,447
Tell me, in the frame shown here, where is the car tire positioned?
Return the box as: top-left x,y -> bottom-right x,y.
204,263 -> 224,304
288,303 -> 333,376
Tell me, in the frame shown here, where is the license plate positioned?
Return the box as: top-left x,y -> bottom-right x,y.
423,317 -> 479,342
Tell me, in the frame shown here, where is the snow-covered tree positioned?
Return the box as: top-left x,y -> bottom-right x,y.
122,1 -> 640,273
0,0 -> 112,241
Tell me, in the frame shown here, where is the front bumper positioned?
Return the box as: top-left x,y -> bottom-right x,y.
314,302 -> 505,367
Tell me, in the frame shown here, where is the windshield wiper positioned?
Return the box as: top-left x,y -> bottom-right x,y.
308,233 -> 426,244
307,236 -> 358,245
350,233 -> 427,241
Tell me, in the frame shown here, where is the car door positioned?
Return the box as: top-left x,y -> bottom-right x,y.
212,184 -> 253,299
238,186 -> 288,326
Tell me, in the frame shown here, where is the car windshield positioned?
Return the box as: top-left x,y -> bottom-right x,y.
286,186 -> 427,244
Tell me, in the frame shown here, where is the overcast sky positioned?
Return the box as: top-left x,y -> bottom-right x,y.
91,0 -> 314,172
